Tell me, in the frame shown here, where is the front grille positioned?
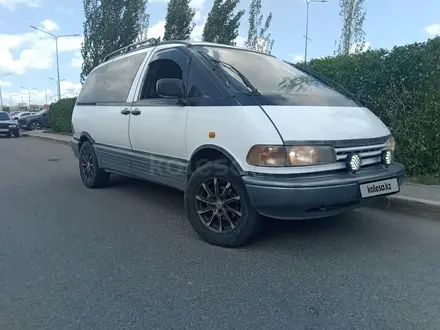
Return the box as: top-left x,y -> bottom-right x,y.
335,143 -> 386,167
0,123 -> 9,129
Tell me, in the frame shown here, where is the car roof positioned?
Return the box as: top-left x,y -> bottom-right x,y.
93,39 -> 275,72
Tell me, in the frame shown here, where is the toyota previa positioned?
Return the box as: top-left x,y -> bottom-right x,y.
70,39 -> 405,247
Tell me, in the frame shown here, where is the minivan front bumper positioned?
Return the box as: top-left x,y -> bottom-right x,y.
243,162 -> 405,220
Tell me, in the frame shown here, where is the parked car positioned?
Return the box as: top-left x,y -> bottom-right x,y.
9,111 -> 21,117
13,111 -> 36,121
70,39 -> 405,247
18,109 -> 49,130
0,111 -> 20,137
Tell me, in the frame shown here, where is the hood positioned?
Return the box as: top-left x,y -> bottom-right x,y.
0,120 -> 18,125
261,106 -> 391,143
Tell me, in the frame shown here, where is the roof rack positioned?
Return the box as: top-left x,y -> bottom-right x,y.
101,38 -> 160,63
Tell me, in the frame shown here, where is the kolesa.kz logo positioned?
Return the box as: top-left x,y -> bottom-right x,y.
367,182 -> 392,194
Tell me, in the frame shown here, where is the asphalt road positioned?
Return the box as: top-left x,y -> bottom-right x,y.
1,136 -> 440,330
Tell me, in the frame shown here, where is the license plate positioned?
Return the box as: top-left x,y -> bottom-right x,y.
360,178 -> 399,198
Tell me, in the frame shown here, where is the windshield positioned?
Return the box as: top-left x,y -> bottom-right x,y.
195,46 -> 358,107
0,112 -> 11,121
35,109 -> 47,116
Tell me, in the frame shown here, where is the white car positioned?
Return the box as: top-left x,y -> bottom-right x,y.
12,112 -> 35,121
70,39 -> 405,247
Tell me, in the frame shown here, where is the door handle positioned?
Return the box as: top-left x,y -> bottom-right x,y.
121,108 -> 130,115
131,109 -> 141,115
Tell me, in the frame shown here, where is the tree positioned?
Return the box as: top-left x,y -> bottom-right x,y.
136,1 -> 150,42
245,0 -> 274,54
336,0 -> 367,55
202,0 -> 244,45
163,0 -> 195,41
80,0 -> 148,83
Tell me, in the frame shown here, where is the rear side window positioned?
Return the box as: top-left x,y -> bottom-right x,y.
78,53 -> 146,104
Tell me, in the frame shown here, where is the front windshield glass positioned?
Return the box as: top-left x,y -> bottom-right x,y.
195,46 -> 358,106
36,109 -> 47,115
0,112 -> 11,121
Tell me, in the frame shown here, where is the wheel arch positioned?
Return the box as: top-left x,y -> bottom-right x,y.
187,145 -> 246,178
78,132 -> 96,150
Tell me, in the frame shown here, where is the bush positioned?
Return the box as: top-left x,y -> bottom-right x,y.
48,97 -> 77,133
306,37 -> 440,176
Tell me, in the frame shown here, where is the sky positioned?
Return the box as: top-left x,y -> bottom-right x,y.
0,0 -> 439,106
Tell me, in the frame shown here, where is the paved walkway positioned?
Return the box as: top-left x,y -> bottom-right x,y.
22,129 -> 440,218
400,182 -> 440,202
23,129 -> 71,143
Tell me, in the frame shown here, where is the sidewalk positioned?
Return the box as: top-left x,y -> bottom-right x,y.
23,130 -> 440,219
22,129 -> 71,144
373,182 -> 440,219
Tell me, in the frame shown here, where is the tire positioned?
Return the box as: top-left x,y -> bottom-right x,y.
29,121 -> 40,130
79,141 -> 110,188
184,161 -> 263,248
14,131 -> 20,138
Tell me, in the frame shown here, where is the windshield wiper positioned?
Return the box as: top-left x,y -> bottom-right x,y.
198,51 -> 260,95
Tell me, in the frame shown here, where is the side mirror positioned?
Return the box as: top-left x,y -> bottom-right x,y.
156,78 -> 185,99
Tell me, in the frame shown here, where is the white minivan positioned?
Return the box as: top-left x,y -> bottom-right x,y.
70,39 -> 405,247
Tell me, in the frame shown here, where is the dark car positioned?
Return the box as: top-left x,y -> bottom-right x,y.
18,109 -> 49,130
0,111 -> 20,137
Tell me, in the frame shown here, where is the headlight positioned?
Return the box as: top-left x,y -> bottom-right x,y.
246,146 -> 287,166
8,124 -> 17,128
246,145 -> 336,167
385,136 -> 395,151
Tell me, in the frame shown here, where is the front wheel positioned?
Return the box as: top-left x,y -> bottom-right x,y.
185,162 -> 263,247
29,121 -> 40,130
79,141 -> 110,188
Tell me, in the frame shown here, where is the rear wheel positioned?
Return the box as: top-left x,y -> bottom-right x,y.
185,162 -> 263,247
79,141 -> 109,188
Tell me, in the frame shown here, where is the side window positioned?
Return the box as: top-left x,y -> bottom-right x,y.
78,53 -> 146,104
187,61 -> 221,98
139,48 -> 189,100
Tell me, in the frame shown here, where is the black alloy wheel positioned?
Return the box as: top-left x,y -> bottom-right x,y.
185,161 -> 263,247
79,141 -> 110,188
195,177 -> 243,234
81,148 -> 94,181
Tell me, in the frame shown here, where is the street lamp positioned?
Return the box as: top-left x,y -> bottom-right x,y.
304,0 -> 327,65
21,86 -> 36,109
49,77 -> 66,101
6,93 -> 17,106
30,25 -> 80,101
0,73 -> 12,111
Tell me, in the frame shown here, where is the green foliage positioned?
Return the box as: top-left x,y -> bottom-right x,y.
245,0 -> 274,54
48,98 -> 77,133
202,0 -> 245,45
80,0 -> 148,83
336,0 -> 366,55
163,0 -> 195,41
307,37 -> 440,176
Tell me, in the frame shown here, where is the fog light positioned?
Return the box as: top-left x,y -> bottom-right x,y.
381,150 -> 393,167
346,153 -> 362,173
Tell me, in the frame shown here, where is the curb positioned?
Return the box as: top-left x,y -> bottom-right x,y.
369,195 -> 440,220
22,132 -> 71,145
